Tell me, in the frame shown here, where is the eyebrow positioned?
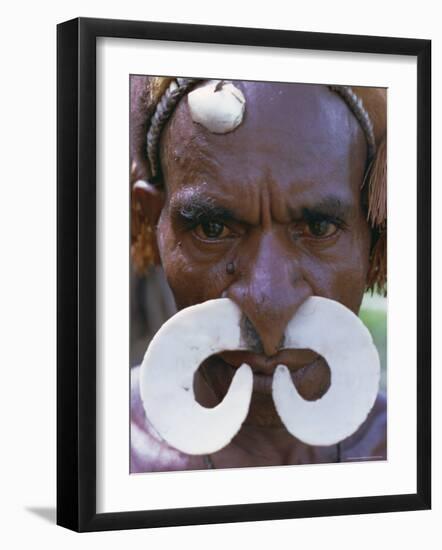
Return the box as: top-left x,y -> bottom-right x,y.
288,196 -> 353,223
170,192 -> 354,228
170,194 -> 240,226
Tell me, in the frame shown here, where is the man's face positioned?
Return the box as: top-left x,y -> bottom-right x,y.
155,81 -> 371,411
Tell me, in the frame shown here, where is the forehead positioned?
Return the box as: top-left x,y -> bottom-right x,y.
159,81 -> 367,204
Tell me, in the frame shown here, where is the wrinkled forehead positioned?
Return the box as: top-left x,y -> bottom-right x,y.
159,80 -> 366,187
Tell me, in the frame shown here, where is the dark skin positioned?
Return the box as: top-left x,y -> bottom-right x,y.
134,81 -> 373,468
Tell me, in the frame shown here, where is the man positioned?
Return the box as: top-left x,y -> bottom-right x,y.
129,76 -> 387,472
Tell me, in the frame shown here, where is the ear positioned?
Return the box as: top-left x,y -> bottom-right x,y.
131,179 -> 165,269
132,179 -> 165,225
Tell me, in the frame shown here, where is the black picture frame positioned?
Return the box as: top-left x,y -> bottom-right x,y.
57,17 -> 431,532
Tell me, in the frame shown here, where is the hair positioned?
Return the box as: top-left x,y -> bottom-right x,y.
130,76 -> 387,295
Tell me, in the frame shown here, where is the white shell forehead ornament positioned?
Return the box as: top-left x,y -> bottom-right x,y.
139,297 -> 380,455
187,80 -> 246,134
145,78 -> 376,179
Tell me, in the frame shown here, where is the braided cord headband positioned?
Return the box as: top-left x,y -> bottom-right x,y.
146,78 -> 377,180
146,78 -> 200,179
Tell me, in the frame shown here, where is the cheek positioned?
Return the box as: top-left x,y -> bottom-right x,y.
156,220 -> 230,309
306,223 -> 371,313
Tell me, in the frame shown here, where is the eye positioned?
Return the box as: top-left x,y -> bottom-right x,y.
305,220 -> 338,238
193,220 -> 233,240
291,219 -> 340,241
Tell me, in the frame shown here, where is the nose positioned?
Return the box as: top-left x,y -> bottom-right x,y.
226,231 -> 312,356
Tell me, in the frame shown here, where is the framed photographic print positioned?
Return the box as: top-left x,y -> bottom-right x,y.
57,17 -> 431,532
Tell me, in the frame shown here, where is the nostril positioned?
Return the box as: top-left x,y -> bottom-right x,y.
226,283 -> 312,357
239,315 -> 289,357
240,316 -> 264,354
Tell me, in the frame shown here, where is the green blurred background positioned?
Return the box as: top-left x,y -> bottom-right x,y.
359,292 -> 387,391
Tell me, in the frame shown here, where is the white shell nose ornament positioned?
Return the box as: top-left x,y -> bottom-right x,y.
139,296 -> 380,455
139,299 -> 253,455
272,296 -> 380,446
